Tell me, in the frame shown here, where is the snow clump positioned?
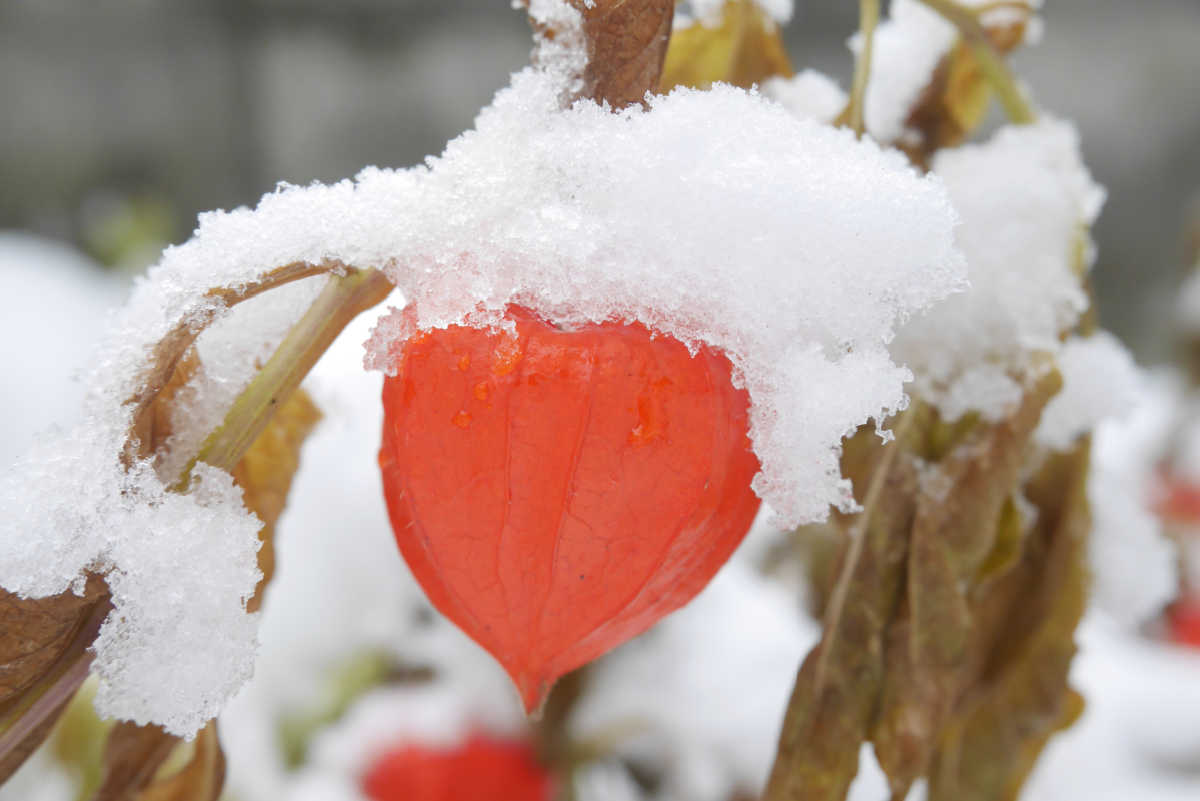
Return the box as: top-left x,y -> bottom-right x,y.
892,117 -> 1105,422
0,12 -> 964,736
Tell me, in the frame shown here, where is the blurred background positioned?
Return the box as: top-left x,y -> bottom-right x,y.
1,0 -> 1198,360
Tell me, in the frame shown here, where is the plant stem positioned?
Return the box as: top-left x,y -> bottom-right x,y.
175,268 -> 393,485
916,0 -> 1036,124
845,0 -> 881,137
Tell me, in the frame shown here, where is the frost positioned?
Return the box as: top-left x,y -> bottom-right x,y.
892,117 -> 1104,421
1035,332 -> 1141,451
762,70 -> 846,124
1,49 -> 962,733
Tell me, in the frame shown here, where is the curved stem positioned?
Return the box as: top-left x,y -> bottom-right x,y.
175,268 -> 393,486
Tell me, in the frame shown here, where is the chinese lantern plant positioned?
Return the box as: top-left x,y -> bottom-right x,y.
1,0 -> 973,797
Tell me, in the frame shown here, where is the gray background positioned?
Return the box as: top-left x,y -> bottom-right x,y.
1,0 -> 1197,360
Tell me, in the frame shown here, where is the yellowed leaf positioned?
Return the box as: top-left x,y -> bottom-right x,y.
659,0 -> 793,92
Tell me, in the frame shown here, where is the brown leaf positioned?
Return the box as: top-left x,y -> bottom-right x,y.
231,387 -> 322,612
92,720 -> 225,801
525,0 -> 674,108
762,419 -> 921,801
0,575 -> 111,783
658,0 -> 794,92
92,723 -> 179,801
579,0 -> 674,107
927,442 -> 1091,801
138,722 -> 225,801
0,575 -> 108,712
870,370 -> 1061,798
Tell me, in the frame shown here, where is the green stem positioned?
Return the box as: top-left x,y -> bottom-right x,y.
845,0 -> 881,137
175,268 -> 393,486
916,0 -> 1036,124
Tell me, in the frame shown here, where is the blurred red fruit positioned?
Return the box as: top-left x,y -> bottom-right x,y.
379,306 -> 761,711
1168,598 -> 1200,649
1156,474 -> 1200,523
362,735 -> 553,801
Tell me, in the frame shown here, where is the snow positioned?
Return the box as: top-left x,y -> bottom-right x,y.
1035,331 -> 1141,452
762,70 -> 847,123
892,117 -> 1105,422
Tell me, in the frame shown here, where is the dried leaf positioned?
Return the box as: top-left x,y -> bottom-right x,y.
91,720 -> 225,801
900,20 -> 1029,165
581,0 -> 675,107
763,421 -> 920,801
928,442 -> 1091,801
92,723 -> 179,801
870,371 -> 1060,798
0,575 -> 111,783
659,0 -> 793,92
0,575 -> 107,712
527,0 -> 674,108
230,387 -> 322,612
138,722 -> 225,801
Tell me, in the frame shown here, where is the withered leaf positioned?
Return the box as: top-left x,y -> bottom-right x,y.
763,420 -> 920,801
901,19 -> 1030,165
0,575 -> 108,713
92,720 -> 225,801
526,0 -> 674,108
0,575 -> 111,784
927,442 -> 1091,801
581,0 -> 675,107
659,0 -> 793,92
138,722 -> 225,801
92,722 -> 179,801
231,387 -> 322,613
870,370 -> 1061,798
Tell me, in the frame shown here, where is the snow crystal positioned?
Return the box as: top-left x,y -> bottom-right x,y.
1035,332 -> 1141,451
1,37 -> 963,735
858,0 -> 1040,144
762,70 -> 846,123
892,117 -> 1104,421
